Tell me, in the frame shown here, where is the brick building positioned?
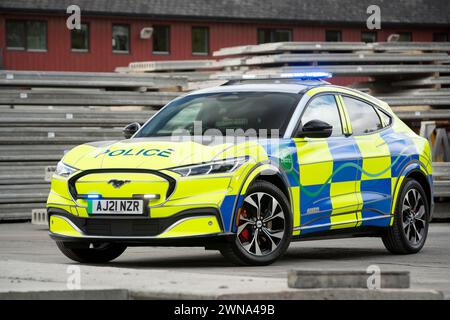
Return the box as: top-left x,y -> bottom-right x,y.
0,0 -> 448,72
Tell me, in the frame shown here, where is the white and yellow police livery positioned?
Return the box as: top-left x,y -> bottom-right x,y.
47,72 -> 433,265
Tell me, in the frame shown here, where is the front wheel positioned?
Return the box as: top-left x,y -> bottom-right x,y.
56,241 -> 127,263
220,181 -> 293,266
382,178 -> 430,254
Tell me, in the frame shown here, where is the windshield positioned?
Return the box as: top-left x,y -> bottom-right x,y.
136,91 -> 300,138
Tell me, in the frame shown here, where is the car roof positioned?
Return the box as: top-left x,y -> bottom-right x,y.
183,80 -> 392,112
186,80 -> 326,96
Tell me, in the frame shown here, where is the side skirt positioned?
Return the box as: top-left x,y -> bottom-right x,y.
292,226 -> 386,242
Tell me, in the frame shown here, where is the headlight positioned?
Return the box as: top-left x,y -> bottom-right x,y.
170,157 -> 248,177
55,161 -> 78,177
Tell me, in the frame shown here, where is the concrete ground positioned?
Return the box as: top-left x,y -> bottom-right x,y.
0,222 -> 449,299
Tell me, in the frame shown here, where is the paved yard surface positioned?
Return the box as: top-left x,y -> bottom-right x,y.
0,222 -> 449,299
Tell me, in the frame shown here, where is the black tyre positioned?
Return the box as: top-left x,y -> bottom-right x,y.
382,178 -> 430,254
56,241 -> 127,263
220,181 -> 292,266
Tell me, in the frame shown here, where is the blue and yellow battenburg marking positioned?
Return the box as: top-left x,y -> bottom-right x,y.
47,84 -> 433,240
239,129 -> 431,236
227,88 -> 433,236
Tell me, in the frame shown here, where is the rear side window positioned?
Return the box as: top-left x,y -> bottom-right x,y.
343,96 -> 382,135
378,110 -> 392,127
301,94 -> 343,136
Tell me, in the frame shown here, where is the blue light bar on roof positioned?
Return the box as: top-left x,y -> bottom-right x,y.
217,70 -> 333,81
279,71 -> 333,79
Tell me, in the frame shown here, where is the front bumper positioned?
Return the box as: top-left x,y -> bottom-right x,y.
48,207 -> 232,246
47,165 -> 247,231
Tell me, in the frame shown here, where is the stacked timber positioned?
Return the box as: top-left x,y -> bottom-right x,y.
0,71 -> 185,221
211,42 -> 450,123
123,41 -> 450,124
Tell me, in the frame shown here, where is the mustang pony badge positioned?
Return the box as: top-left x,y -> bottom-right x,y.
108,179 -> 131,189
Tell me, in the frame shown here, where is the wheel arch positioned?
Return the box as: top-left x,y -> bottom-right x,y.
254,172 -> 292,207
240,164 -> 293,209
229,163 -> 293,233
405,169 -> 433,219
392,161 -> 433,218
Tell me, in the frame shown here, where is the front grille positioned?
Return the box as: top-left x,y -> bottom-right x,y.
68,169 -> 176,201
82,219 -> 160,236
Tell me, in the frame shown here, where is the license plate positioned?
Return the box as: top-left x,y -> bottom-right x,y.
88,199 -> 144,215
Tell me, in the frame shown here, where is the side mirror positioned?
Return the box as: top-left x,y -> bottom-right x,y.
123,122 -> 141,139
297,119 -> 333,138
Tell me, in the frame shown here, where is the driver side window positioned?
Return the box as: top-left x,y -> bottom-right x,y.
301,94 -> 343,137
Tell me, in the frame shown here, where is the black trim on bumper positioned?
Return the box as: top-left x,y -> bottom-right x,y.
49,232 -> 234,247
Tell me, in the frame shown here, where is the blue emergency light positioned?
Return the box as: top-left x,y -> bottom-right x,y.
220,70 -> 333,81
279,71 -> 333,79
86,194 -> 101,199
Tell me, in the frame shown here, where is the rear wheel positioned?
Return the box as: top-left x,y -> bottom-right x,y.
220,181 -> 292,266
382,178 -> 429,254
56,241 -> 127,263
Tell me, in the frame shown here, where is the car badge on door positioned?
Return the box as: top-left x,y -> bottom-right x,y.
108,179 -> 131,188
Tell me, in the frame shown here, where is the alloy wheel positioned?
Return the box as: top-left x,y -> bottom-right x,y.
402,188 -> 427,246
237,192 -> 286,256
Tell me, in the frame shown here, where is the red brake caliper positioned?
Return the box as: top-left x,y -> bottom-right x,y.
238,208 -> 251,242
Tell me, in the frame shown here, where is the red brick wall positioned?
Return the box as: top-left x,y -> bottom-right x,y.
0,12 -> 448,72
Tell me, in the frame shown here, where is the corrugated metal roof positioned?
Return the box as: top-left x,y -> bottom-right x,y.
1,0 -> 449,26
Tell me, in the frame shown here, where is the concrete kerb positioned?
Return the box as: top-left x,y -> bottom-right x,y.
131,288 -> 443,300
288,270 -> 410,289
0,288 -> 442,300
0,289 -> 129,300
0,260 -> 443,300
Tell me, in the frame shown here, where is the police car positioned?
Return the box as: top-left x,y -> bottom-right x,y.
47,72 -> 433,265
